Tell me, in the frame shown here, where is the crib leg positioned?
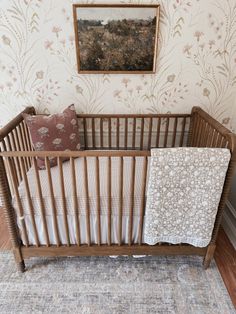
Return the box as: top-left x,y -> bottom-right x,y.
203,244 -> 216,269
17,261 -> 26,273
13,248 -> 26,273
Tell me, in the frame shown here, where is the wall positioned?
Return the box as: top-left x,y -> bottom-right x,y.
0,0 -> 236,129
1,0 -> 236,242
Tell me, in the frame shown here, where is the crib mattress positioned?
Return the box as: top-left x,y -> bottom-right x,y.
13,156 -> 150,245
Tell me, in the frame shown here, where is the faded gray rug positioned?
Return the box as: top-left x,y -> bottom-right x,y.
0,252 -> 234,314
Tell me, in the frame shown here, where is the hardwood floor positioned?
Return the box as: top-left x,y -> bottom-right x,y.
0,209 -> 235,307
215,228 -> 236,308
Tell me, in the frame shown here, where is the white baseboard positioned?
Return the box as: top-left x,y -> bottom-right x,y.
222,200 -> 236,249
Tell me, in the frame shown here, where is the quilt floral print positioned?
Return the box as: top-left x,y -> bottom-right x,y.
144,148 -> 231,247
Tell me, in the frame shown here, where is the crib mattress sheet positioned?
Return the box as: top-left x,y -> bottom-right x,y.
13,156 -> 150,217
12,156 -> 150,245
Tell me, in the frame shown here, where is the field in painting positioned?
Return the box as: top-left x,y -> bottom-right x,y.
77,17 -> 157,71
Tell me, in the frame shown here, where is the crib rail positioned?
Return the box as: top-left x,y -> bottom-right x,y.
77,113 -> 191,150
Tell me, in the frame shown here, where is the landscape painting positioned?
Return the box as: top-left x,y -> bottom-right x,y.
73,5 -> 160,73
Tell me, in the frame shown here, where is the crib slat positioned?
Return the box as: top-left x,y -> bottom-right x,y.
70,157 -> 80,246
7,158 -> 29,247
147,117 -> 153,150
95,157 -> 101,246
221,137 -> 228,148
58,157 -> 70,246
211,128 -> 217,147
192,116 -> 201,146
140,118 -> 144,150
116,118 -> 120,149
204,121 -> 210,147
199,121 -> 207,147
19,158 -> 39,247
124,118 -> 128,149
118,156 -> 123,246
92,118 -> 95,149
156,118 -> 161,147
197,118 -> 204,147
13,128 -> 21,152
211,129 -> 217,147
216,132 -> 223,148
107,156 -> 112,246
44,158 -> 59,246
108,118 -> 112,149
22,121 -> 30,151
6,134 -> 20,185
132,118 -> 136,149
22,121 -> 33,168
164,118 -> 169,147
139,156 -> 148,245
179,117 -> 186,147
83,157 -> 91,246
83,118 -> 87,149
23,120 -> 33,151
100,118 -> 103,148
10,132 -> 22,182
18,124 -> 30,170
206,126 -> 214,147
1,138 -> 7,151
128,157 -> 136,246
197,119 -> 203,147
6,139 -> 19,186
31,158 -> 51,247
172,117 -> 178,147
15,126 -> 27,171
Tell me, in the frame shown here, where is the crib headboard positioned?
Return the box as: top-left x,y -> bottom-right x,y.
76,113 -> 191,150
188,106 -> 236,157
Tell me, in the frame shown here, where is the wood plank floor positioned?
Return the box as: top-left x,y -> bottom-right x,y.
0,209 -> 235,307
215,228 -> 236,308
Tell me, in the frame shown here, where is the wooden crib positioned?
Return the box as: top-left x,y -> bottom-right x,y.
0,106 -> 235,272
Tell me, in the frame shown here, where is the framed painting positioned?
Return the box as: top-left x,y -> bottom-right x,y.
73,4 -> 160,74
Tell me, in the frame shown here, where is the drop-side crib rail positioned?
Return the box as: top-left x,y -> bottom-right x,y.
0,106 -> 236,272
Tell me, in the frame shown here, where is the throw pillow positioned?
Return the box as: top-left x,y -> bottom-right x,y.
23,105 -> 80,169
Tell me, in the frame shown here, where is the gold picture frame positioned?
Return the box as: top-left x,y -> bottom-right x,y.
73,4 -> 160,74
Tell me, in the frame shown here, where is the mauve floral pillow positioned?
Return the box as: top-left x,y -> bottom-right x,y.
23,105 -> 80,169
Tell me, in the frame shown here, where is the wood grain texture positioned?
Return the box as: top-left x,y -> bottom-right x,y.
215,228 -> 236,308
0,210 -> 11,250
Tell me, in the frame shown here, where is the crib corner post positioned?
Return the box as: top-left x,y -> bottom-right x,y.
203,244 -> 216,269
13,247 -> 26,273
0,155 -> 24,272
187,107 -> 199,147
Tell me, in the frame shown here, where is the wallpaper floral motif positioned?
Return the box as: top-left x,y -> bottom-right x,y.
0,0 -> 236,131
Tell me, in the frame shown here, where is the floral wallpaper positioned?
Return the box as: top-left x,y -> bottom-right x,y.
1,0 -> 236,131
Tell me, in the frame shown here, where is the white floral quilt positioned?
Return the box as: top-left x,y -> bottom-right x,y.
144,148 -> 231,247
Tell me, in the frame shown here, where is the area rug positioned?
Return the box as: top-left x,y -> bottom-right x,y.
0,252 -> 234,314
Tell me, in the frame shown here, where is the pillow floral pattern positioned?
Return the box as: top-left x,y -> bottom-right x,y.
23,105 -> 80,169
144,148 -> 231,247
